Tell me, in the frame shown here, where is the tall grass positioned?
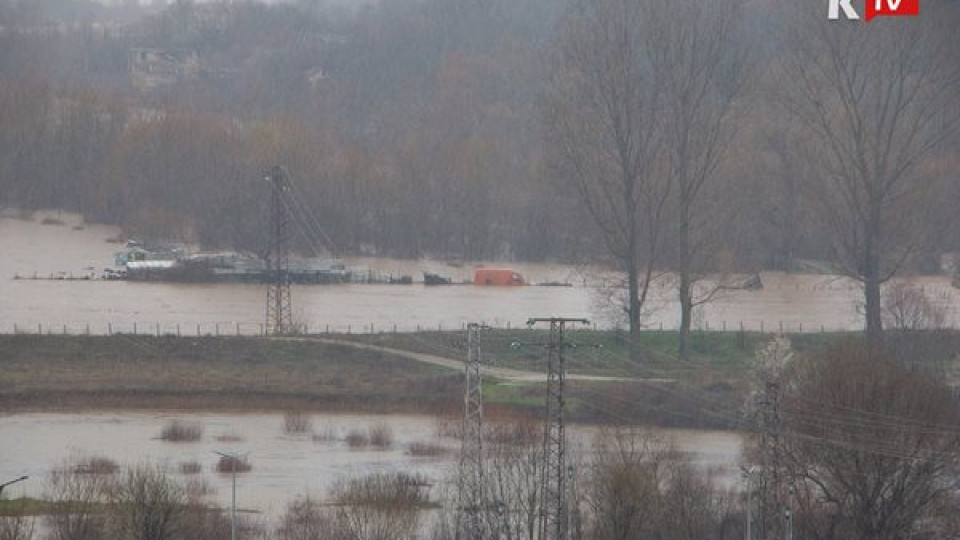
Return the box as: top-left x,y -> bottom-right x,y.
159,420 -> 203,442
215,455 -> 251,474
283,410 -> 312,434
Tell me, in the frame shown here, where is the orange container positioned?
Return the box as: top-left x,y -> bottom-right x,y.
474,268 -> 525,286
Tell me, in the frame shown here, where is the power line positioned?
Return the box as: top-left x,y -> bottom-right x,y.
457,323 -> 490,540
528,317 -> 589,540
265,166 -> 293,335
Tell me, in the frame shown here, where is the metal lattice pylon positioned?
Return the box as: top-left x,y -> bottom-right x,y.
529,317 -> 588,540
457,323 -> 487,540
265,165 -> 292,335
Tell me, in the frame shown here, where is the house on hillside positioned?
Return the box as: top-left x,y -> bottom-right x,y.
128,48 -> 200,91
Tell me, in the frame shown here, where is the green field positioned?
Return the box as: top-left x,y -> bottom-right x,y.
2,330 -> 956,429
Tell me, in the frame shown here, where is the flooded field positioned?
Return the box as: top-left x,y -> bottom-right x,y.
0,412 -> 743,520
1,211 -> 958,333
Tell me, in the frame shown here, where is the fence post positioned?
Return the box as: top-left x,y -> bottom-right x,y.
38,323 -> 42,334
799,323 -> 803,333
13,324 -> 17,334
177,324 -> 181,337
237,323 -> 240,336
63,325 -> 67,335
197,323 -> 201,336
108,322 -> 112,335
133,322 -> 137,335
156,323 -> 160,336
86,324 -> 90,335
347,325 -> 351,334
215,324 -> 219,336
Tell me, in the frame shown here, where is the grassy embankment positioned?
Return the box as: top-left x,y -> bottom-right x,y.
0,335 -> 460,414
2,330 -> 957,429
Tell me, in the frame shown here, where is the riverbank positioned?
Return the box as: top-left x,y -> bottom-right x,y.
3,331 -> 956,428
0,332 -> 754,428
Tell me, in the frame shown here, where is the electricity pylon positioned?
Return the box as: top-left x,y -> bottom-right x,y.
528,317 -> 588,540
265,165 -> 292,335
457,323 -> 488,540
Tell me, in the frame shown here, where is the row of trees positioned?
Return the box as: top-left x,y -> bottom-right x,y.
546,0 -> 960,347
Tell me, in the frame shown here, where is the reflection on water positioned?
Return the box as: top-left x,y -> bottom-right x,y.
0,412 -> 742,519
1,211 -> 958,333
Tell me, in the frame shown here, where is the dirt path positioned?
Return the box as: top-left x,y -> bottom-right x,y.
281,337 -> 674,384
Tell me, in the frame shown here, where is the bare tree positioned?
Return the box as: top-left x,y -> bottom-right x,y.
44,460 -> 110,540
545,0 -> 748,359
106,464 -> 186,540
277,497 -> 347,540
0,498 -> 34,540
585,428 -> 670,540
332,472 -> 426,540
768,341 -> 960,540
882,281 -> 946,331
648,0 -> 750,360
543,0 -> 670,338
777,3 -> 960,343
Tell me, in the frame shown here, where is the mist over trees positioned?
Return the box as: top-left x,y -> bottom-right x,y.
0,0 -> 957,327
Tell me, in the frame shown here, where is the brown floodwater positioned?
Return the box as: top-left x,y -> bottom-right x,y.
1,210 -> 957,334
0,412 -> 742,520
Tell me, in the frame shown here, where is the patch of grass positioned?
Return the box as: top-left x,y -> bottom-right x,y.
179,461 -> 202,475
0,335 -> 459,415
159,420 -> 203,442
369,422 -> 393,449
215,455 -> 251,473
344,429 -> 369,448
74,456 -> 118,475
283,410 -> 311,434
337,329 -> 775,382
407,441 -> 449,457
311,424 -> 339,442
0,498 -> 52,517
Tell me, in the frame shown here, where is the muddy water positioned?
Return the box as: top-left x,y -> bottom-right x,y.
1,211 -> 958,333
0,412 -> 742,519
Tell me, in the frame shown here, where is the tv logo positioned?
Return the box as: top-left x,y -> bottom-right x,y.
828,0 -> 919,21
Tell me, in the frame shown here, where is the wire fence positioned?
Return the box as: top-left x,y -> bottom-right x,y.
2,319 -> 874,337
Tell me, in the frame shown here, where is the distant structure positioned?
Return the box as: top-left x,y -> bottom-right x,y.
127,48 -> 199,91
265,166 -> 293,335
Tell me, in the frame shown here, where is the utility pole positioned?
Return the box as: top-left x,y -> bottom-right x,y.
457,323 -> 489,540
756,380 -> 782,540
528,317 -> 588,540
214,452 -> 243,540
265,166 -> 292,335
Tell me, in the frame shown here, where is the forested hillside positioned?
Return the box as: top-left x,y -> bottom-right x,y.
0,0 -> 957,271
